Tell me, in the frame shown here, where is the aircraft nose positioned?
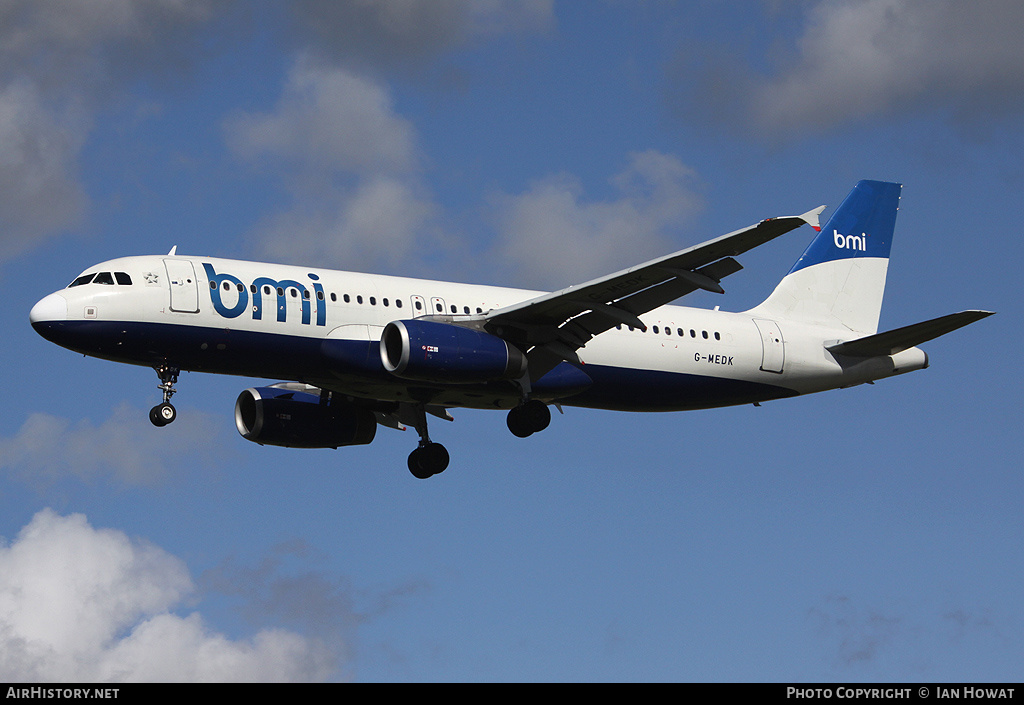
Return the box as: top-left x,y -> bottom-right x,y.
30,292 -> 68,326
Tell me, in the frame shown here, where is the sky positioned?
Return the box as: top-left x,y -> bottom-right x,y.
0,0 -> 1020,683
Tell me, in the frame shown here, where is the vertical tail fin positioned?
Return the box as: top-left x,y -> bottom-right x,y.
749,180 -> 902,334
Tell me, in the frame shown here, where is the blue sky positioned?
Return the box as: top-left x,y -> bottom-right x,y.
0,0 -> 1019,682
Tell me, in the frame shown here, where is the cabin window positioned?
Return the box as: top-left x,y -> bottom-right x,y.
303,290 -> 310,299
343,294 -> 350,303
330,293 -> 337,302
383,298 -> 389,307
677,328 -> 684,337
702,330 -> 708,339
415,300 -> 423,311
653,326 -> 660,334
715,332 -> 721,341
357,295 -> 363,304
317,291 -> 324,300
396,299 -> 403,308
276,287 -> 284,296
264,285 -> 272,295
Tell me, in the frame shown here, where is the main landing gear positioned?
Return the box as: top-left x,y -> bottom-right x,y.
408,442 -> 450,480
506,399 -> 550,438
149,364 -> 179,427
406,404 -> 450,479
404,399 -> 551,479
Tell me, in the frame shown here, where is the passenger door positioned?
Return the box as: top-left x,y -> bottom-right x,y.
164,259 -> 199,313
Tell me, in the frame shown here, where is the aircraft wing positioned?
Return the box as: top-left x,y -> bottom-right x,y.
484,206 -> 825,380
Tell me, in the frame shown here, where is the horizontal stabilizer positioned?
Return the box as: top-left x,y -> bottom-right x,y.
827,310 -> 994,357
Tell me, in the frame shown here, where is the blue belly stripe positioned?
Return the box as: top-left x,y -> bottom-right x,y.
32,319 -> 797,411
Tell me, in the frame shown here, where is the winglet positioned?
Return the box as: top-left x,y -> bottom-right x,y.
800,205 -> 827,232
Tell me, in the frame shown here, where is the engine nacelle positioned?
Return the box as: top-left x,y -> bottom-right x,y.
234,387 -> 377,449
380,319 -> 527,384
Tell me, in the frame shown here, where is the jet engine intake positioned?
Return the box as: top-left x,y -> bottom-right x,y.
381,319 -> 527,384
234,387 -> 377,449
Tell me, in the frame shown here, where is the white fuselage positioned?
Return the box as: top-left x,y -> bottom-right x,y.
30,254 -> 928,413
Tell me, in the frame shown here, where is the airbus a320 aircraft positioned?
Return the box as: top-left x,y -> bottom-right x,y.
30,181 -> 992,478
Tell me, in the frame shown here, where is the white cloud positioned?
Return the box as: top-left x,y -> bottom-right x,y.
0,403 -> 224,487
0,509 -> 336,682
0,0 -> 216,59
488,150 -> 703,288
250,175 -> 438,272
226,57 -> 419,175
0,80 -> 87,260
0,0 -> 220,262
291,0 -> 554,68
749,0 -> 1024,133
227,58 -> 442,272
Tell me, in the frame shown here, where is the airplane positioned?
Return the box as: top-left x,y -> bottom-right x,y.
29,180 -> 992,478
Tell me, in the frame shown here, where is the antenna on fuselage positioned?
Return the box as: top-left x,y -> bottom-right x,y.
167,246 -> 178,256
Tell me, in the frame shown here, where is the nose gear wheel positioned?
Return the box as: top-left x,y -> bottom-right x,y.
150,365 -> 180,427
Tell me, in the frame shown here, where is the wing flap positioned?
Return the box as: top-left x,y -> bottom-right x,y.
826,310 -> 994,357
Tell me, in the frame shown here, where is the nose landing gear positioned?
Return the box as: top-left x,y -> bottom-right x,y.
149,364 -> 179,427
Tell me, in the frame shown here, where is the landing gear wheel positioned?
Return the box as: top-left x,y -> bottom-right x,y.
507,408 -> 533,438
150,364 -> 180,427
149,402 -> 176,427
523,399 -> 551,433
408,442 -> 450,479
507,400 -> 550,438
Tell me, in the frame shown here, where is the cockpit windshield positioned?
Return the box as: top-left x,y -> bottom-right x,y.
67,271 -> 133,288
